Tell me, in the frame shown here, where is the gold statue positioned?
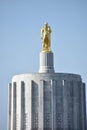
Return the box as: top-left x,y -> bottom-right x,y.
41,23 -> 51,52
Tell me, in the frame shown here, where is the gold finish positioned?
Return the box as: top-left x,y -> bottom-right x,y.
41,23 -> 51,52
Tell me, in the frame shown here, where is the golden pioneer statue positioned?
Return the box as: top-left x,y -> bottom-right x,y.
41,23 -> 51,52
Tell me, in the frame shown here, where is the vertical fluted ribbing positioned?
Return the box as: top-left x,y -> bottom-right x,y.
44,81 -> 52,129
78,82 -> 82,130
72,81 -> 80,130
81,83 -> 86,130
31,81 -> 38,129
39,80 -> 44,130
28,80 -> 32,130
8,83 -> 12,130
21,81 -> 25,130
51,80 -> 57,129
56,80 -> 63,129
11,82 -> 16,130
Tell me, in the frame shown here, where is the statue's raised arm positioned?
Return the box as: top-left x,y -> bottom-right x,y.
41,23 -> 52,52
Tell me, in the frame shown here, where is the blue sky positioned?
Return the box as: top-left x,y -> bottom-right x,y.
0,0 -> 87,129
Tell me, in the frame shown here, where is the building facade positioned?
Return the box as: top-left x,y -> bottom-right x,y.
8,23 -> 86,130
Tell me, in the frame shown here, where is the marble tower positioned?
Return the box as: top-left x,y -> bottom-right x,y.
8,23 -> 86,130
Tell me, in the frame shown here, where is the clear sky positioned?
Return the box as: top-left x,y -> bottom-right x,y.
0,0 -> 87,129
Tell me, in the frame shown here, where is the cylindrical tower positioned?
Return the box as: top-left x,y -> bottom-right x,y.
8,23 -> 86,130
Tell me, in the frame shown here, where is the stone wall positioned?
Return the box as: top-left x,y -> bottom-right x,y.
8,73 -> 86,130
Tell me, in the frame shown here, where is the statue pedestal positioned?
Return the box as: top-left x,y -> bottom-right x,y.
39,51 -> 55,73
